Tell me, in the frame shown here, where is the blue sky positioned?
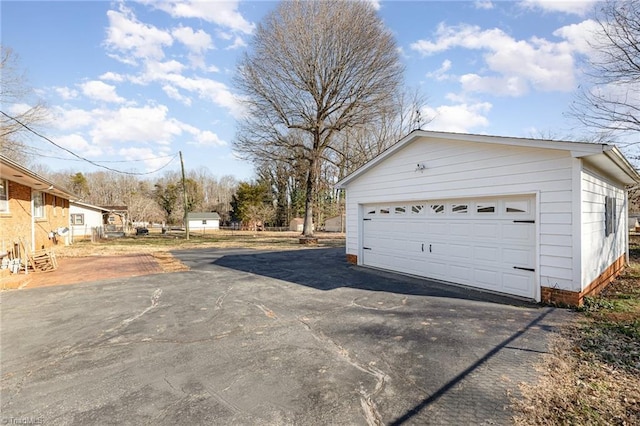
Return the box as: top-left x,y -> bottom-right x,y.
2,0 -> 604,180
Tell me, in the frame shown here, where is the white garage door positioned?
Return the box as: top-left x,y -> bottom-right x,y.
362,196 -> 536,299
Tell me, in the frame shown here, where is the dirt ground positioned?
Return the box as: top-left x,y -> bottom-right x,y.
0,231 -> 344,290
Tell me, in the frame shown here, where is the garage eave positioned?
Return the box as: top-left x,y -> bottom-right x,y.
335,130 -> 637,189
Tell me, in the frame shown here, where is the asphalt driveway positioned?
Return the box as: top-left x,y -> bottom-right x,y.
1,247 -> 572,425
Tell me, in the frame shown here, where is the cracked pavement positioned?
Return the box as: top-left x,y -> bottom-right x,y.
1,247 -> 573,425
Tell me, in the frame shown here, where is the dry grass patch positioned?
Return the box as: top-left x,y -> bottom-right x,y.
513,238 -> 640,425
55,231 -> 345,273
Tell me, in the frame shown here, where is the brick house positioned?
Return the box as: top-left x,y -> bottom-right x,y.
0,155 -> 76,253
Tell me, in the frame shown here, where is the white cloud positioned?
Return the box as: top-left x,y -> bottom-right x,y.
474,1 -> 494,10
135,0 -> 255,34
99,71 -> 126,82
118,146 -> 173,171
53,108 -> 94,130
426,59 -> 453,81
411,24 -> 577,96
172,26 -> 213,53
56,134 -> 104,157
225,35 -> 247,50
162,84 -> 192,106
423,102 -> 492,133
105,5 -> 173,63
520,0 -> 597,16
187,130 -> 226,147
89,105 -> 183,146
55,86 -> 78,100
553,19 -> 599,56
80,80 -> 126,103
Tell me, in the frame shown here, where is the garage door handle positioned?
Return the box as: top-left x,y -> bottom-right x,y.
421,243 -> 424,252
363,247 -> 372,250
513,266 -> 535,272
429,244 -> 432,253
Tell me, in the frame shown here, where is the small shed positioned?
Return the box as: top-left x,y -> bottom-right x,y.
289,218 -> 304,232
188,212 -> 220,232
69,201 -> 109,241
324,215 -> 345,232
336,130 -> 640,306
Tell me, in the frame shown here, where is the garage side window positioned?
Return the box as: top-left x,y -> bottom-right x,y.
605,196 -> 617,236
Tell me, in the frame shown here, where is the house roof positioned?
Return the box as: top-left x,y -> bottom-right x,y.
336,130 -> 640,188
100,205 -> 128,212
70,200 -> 109,213
0,154 -> 77,199
187,212 -> 220,220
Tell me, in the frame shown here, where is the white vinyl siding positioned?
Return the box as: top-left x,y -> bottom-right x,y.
581,168 -> 626,288
344,137 -> 575,294
69,205 -> 105,238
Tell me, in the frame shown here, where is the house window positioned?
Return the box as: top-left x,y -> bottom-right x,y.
71,214 -> 84,225
108,215 -> 115,224
605,196 -> 617,236
202,220 -> 207,225
0,179 -> 8,212
33,191 -> 45,218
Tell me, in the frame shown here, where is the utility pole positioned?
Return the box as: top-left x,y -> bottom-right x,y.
179,151 -> 190,240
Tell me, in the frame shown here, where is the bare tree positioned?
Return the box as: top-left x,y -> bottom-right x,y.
234,0 -> 403,237
570,0 -> 640,133
0,46 -> 48,164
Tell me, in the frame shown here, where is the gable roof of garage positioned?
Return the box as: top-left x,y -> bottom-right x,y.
336,130 -> 640,188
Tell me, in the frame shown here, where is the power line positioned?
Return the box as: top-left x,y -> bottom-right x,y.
1,110 -> 178,175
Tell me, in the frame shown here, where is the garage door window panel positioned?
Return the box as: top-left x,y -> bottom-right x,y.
452,204 -> 468,214
505,200 -> 530,214
429,204 -> 445,214
411,205 -> 425,214
477,203 -> 496,214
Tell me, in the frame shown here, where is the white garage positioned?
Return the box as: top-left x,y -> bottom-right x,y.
336,130 -> 640,305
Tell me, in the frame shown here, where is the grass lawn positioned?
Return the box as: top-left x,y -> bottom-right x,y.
513,236 -> 640,425
58,229 -> 346,257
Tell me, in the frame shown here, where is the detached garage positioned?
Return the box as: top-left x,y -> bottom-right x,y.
336,130 -> 640,305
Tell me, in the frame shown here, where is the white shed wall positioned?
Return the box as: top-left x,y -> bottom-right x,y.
69,206 -> 104,238
581,167 -> 626,289
344,137 -> 576,291
188,219 -> 219,230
